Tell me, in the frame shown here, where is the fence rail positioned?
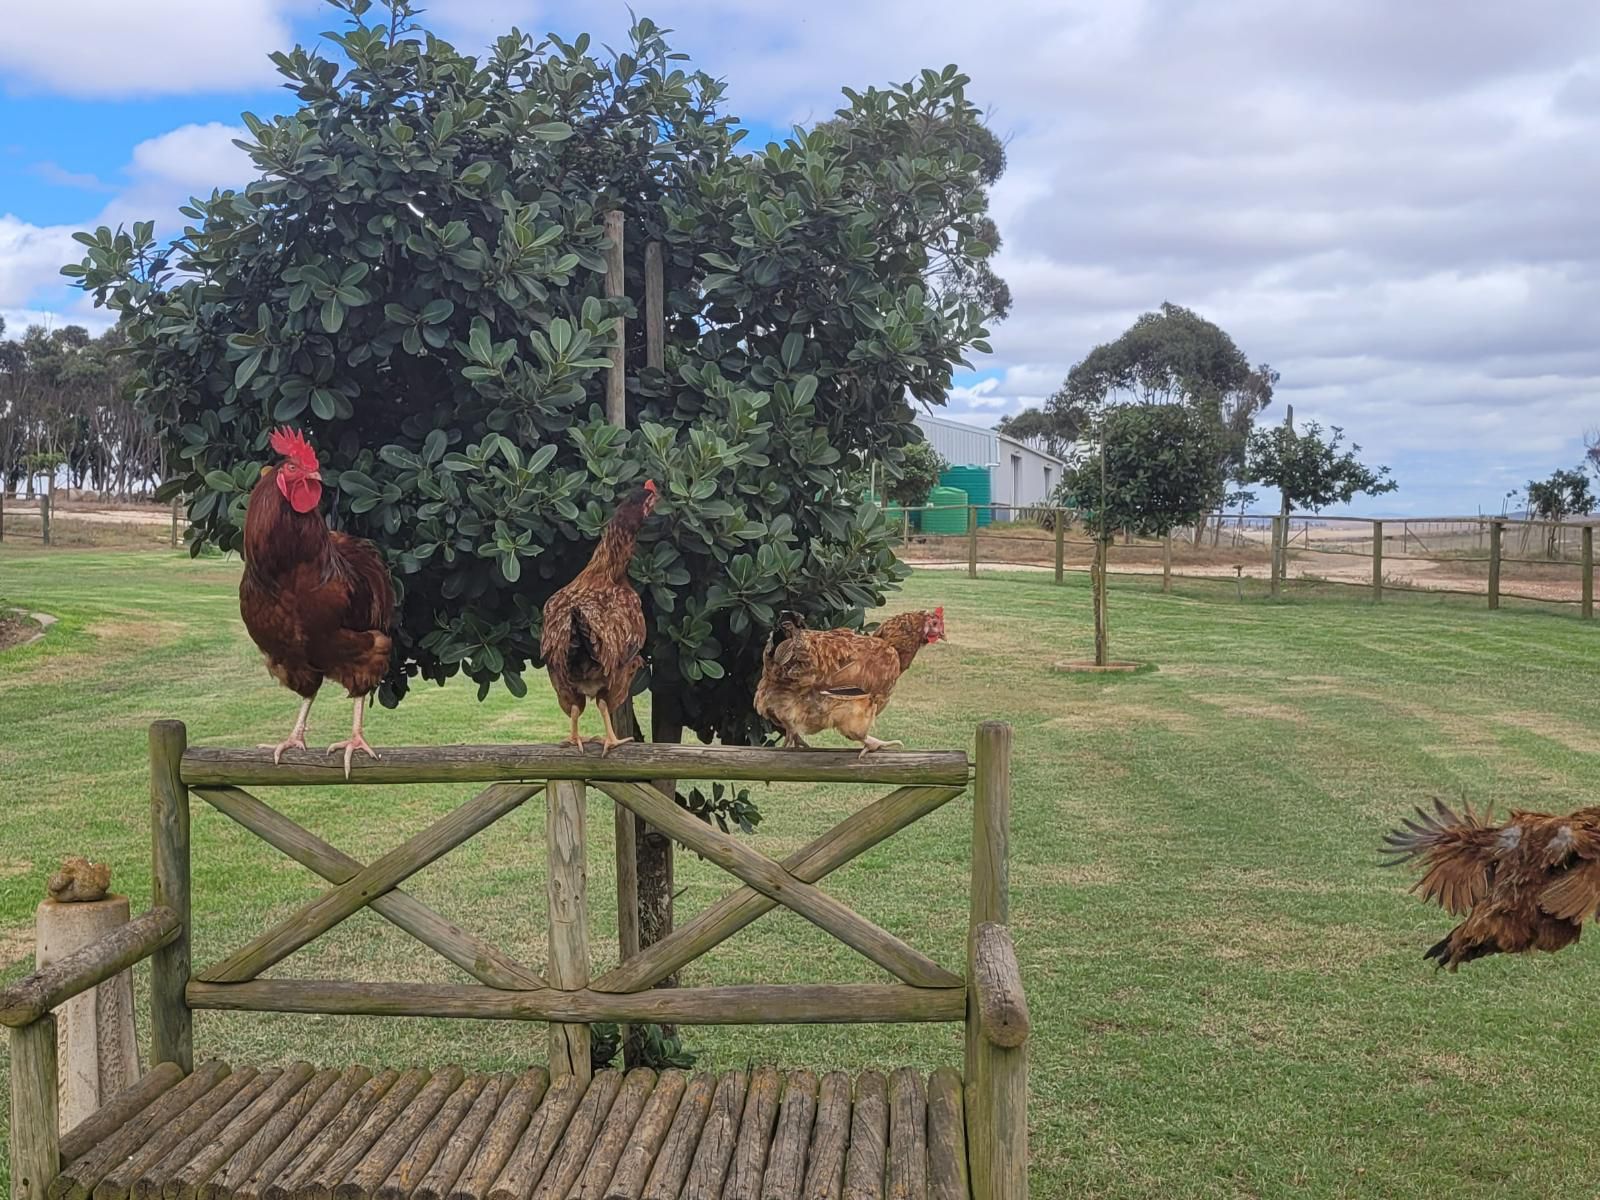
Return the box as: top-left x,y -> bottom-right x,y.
889,504 -> 1600,618
0,493 -> 182,549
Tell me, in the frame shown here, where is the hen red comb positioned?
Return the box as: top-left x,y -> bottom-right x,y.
644,479 -> 658,494
269,426 -> 318,470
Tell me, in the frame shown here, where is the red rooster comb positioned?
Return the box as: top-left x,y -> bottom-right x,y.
935,606 -> 943,616
269,426 -> 318,471
643,479 -> 658,495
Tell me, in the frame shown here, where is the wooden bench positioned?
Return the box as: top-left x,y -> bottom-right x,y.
4,722 -> 1028,1200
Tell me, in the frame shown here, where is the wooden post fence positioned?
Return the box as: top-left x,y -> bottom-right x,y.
1584,526 -> 1594,620
1488,520 -> 1503,611
1053,513 -> 1064,585
1161,534 -> 1172,593
967,506 -> 978,580
148,721 -> 192,1071
967,723 -> 1026,1200
10,1015 -> 59,1200
1371,519 -> 1383,603
170,500 -> 180,549
546,781 -> 591,1082
40,493 -> 51,546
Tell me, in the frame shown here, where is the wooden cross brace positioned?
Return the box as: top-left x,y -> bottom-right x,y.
593,782 -> 965,990
194,784 -> 545,988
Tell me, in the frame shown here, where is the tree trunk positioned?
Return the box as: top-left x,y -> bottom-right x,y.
1092,538 -> 1110,667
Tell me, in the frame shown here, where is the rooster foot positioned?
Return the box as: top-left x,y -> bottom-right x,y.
327,734 -> 379,779
559,733 -> 588,750
859,736 -> 904,758
258,734 -> 307,766
598,735 -> 634,758
783,734 -> 811,750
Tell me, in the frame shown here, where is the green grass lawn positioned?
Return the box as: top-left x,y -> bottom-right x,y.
5,546 -> 1600,1197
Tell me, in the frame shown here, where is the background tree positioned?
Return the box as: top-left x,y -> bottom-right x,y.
69,0 -> 998,1058
1523,467 -> 1594,556
1047,302 -> 1274,536
1056,403 -> 1219,665
0,319 -> 152,499
995,405 -> 1078,458
1242,421 -> 1397,513
884,440 -> 947,507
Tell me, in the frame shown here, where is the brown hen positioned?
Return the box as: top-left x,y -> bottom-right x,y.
755,608 -> 945,755
540,482 -> 657,754
1381,799 -> 1600,969
240,427 -> 395,777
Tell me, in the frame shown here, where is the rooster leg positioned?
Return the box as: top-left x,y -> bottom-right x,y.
259,696 -> 314,765
595,699 -> 634,758
560,705 -> 586,750
327,695 -> 379,779
859,735 -> 904,758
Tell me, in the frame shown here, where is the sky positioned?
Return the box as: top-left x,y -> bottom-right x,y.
3,1 -> 1599,517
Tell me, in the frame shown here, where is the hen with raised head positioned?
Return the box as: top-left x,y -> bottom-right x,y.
540,481 -> 658,754
755,608 -> 945,756
240,427 -> 395,776
1382,799 -> 1600,969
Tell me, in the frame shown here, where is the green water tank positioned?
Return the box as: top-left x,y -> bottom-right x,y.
921,485 -> 969,534
940,466 -> 993,525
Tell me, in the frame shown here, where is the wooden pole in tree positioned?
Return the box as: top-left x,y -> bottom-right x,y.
967,506 -> 978,579
546,782 -> 591,1082
1371,519 -> 1383,603
1584,525 -> 1594,620
604,211 -> 626,428
966,723 -> 1026,1200
1269,515 -> 1284,598
10,1015 -> 59,1200
1488,520 -> 1503,610
1092,539 -> 1109,667
1161,534 -> 1172,593
148,721 -> 192,1072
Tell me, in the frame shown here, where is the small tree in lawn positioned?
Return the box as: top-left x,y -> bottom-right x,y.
1523,468 -> 1594,557
884,440 -> 947,508
1057,404 -> 1219,665
1243,421 -> 1397,514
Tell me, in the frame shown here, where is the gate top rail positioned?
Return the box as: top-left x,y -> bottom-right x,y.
179,741 -> 972,788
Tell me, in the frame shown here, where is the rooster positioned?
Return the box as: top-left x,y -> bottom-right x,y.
540,481 -> 658,754
1381,799 -> 1600,970
754,608 -> 945,756
240,427 -> 395,777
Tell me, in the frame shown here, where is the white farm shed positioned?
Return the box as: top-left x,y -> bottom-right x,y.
913,411 -> 1068,509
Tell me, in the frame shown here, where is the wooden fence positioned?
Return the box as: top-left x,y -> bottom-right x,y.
1,721 -> 1029,1200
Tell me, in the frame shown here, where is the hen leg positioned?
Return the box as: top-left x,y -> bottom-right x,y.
560,704 -> 586,750
595,699 -> 634,757
259,695 -> 314,765
859,735 -> 904,758
327,694 -> 379,779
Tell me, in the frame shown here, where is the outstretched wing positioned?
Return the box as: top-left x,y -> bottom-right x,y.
1380,799 -> 1499,916
1538,816 -> 1600,921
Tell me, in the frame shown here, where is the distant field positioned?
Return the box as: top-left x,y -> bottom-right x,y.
6,546 -> 1600,1196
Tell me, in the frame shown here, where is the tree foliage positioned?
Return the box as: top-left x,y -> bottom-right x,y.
1056,404 -> 1221,540
68,0 -> 997,747
1046,302 -> 1274,500
1524,468 -> 1594,524
1243,421 -> 1396,513
995,405 -> 1077,458
884,440 -> 947,507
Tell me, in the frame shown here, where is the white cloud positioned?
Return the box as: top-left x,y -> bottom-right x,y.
1,123 -> 251,326
0,1 -> 295,97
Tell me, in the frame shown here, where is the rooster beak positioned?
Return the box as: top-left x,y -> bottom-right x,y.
309,470 -> 323,482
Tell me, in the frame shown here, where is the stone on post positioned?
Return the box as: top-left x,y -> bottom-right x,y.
35,858 -> 141,1133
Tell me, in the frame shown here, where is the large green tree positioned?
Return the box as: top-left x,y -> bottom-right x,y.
1242,421 -> 1396,514
1048,302 -> 1275,517
67,0 -> 998,1056
70,0 -> 996,743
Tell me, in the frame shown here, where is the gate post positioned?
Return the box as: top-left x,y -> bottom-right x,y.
547,781 -> 592,1081
148,721 -> 192,1071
